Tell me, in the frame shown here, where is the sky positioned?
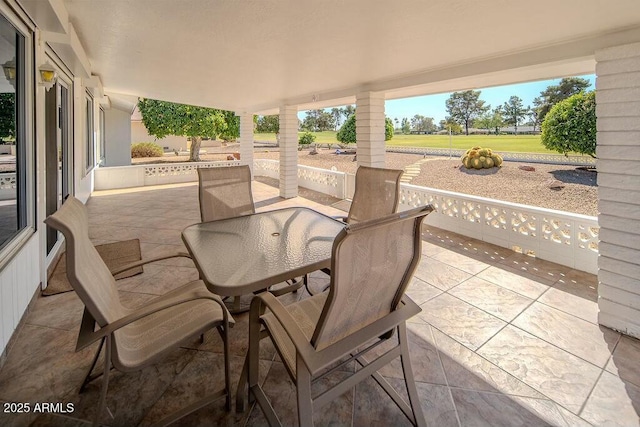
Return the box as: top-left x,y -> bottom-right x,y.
298,74 -> 596,125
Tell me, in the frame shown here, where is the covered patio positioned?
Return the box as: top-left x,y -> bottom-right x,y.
0,180 -> 636,426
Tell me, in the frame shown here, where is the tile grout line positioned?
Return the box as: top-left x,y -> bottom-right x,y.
428,325 -> 463,427
576,333 -> 623,418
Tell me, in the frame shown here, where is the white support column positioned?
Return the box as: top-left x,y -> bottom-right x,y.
595,41 -> 640,339
356,91 -> 386,168
279,106 -> 298,198
237,112 -> 254,176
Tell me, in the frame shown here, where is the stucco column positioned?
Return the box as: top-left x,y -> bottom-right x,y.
356,91 -> 386,168
279,106 -> 298,198
595,41 -> 640,339
237,112 -> 254,176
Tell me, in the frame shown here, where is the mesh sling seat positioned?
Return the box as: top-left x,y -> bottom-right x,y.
306,165 -> 404,295
45,197 -> 234,427
197,165 -> 302,311
245,205 -> 434,427
342,165 -> 404,224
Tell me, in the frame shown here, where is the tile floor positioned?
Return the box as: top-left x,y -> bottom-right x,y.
0,178 -> 638,426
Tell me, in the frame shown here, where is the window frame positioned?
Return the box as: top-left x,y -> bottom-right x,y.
84,91 -> 94,174
0,1 -> 36,267
99,106 -> 105,166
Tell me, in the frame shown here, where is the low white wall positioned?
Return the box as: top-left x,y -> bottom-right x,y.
254,159 -> 346,199
94,159 -> 598,274
94,160 -> 241,190
0,172 -> 16,201
398,183 -> 598,274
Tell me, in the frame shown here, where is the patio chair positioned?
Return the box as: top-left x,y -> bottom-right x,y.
306,165 -> 404,295
197,166 -> 302,311
340,165 -> 403,224
245,204 -> 433,427
45,197 -> 234,427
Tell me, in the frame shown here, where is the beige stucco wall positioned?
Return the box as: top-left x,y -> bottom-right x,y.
131,121 -> 223,152
131,121 -> 189,152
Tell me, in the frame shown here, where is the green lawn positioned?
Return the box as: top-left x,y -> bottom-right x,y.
254,132 -> 556,154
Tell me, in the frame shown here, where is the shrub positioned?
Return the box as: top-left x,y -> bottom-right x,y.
336,115 -> 394,144
541,91 -> 596,158
461,146 -> 503,169
299,132 -> 316,145
131,142 -> 164,158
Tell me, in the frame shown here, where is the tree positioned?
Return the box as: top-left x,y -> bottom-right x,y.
526,106 -> 540,132
336,115 -> 394,144
301,109 -> 335,132
501,96 -> 528,134
410,114 -> 436,133
489,107 -> 505,135
256,115 -> 279,133
331,107 -> 343,130
218,110 -> 240,142
439,118 -> 463,134
534,77 -> 591,124
541,91 -> 596,157
0,93 -> 15,140
401,117 -> 411,134
341,105 -> 355,120
445,90 -> 489,135
137,98 -> 229,161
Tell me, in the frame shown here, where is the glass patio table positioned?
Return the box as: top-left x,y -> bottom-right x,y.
181,206 -> 345,298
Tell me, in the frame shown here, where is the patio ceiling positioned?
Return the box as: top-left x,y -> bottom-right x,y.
52,0 -> 640,112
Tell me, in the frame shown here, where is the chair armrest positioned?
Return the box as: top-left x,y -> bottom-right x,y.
110,251 -> 192,276
331,215 -> 348,223
250,292 -> 317,370
76,289 -> 232,351
308,297 -> 421,374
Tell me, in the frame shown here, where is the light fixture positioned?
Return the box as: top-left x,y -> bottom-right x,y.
2,59 -> 16,86
38,63 -> 57,91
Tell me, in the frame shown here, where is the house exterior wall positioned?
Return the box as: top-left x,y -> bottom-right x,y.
105,106 -> 132,166
131,121 -> 188,152
595,41 -> 640,339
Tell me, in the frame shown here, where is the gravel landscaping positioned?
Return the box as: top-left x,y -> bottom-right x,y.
133,147 -> 598,216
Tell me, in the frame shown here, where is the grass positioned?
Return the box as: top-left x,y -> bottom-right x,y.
253,132 -> 558,154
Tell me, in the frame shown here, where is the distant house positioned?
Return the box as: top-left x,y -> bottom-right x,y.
501,125 -> 540,135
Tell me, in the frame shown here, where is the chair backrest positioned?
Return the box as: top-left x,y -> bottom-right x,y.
44,197 -> 126,327
311,205 -> 433,351
347,166 -> 403,224
198,165 -> 255,222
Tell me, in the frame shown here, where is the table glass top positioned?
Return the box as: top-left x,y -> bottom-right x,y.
181,207 -> 345,295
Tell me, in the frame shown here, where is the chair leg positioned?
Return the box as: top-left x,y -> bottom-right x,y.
398,323 -> 426,427
220,324 -> 231,411
296,353 -> 314,427
79,338 -> 104,393
93,335 -> 112,427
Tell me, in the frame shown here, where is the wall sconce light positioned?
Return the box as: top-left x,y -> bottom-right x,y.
2,59 -> 16,87
39,63 -> 57,91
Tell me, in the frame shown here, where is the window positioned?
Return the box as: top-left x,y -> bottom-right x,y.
85,93 -> 94,172
0,12 -> 29,250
